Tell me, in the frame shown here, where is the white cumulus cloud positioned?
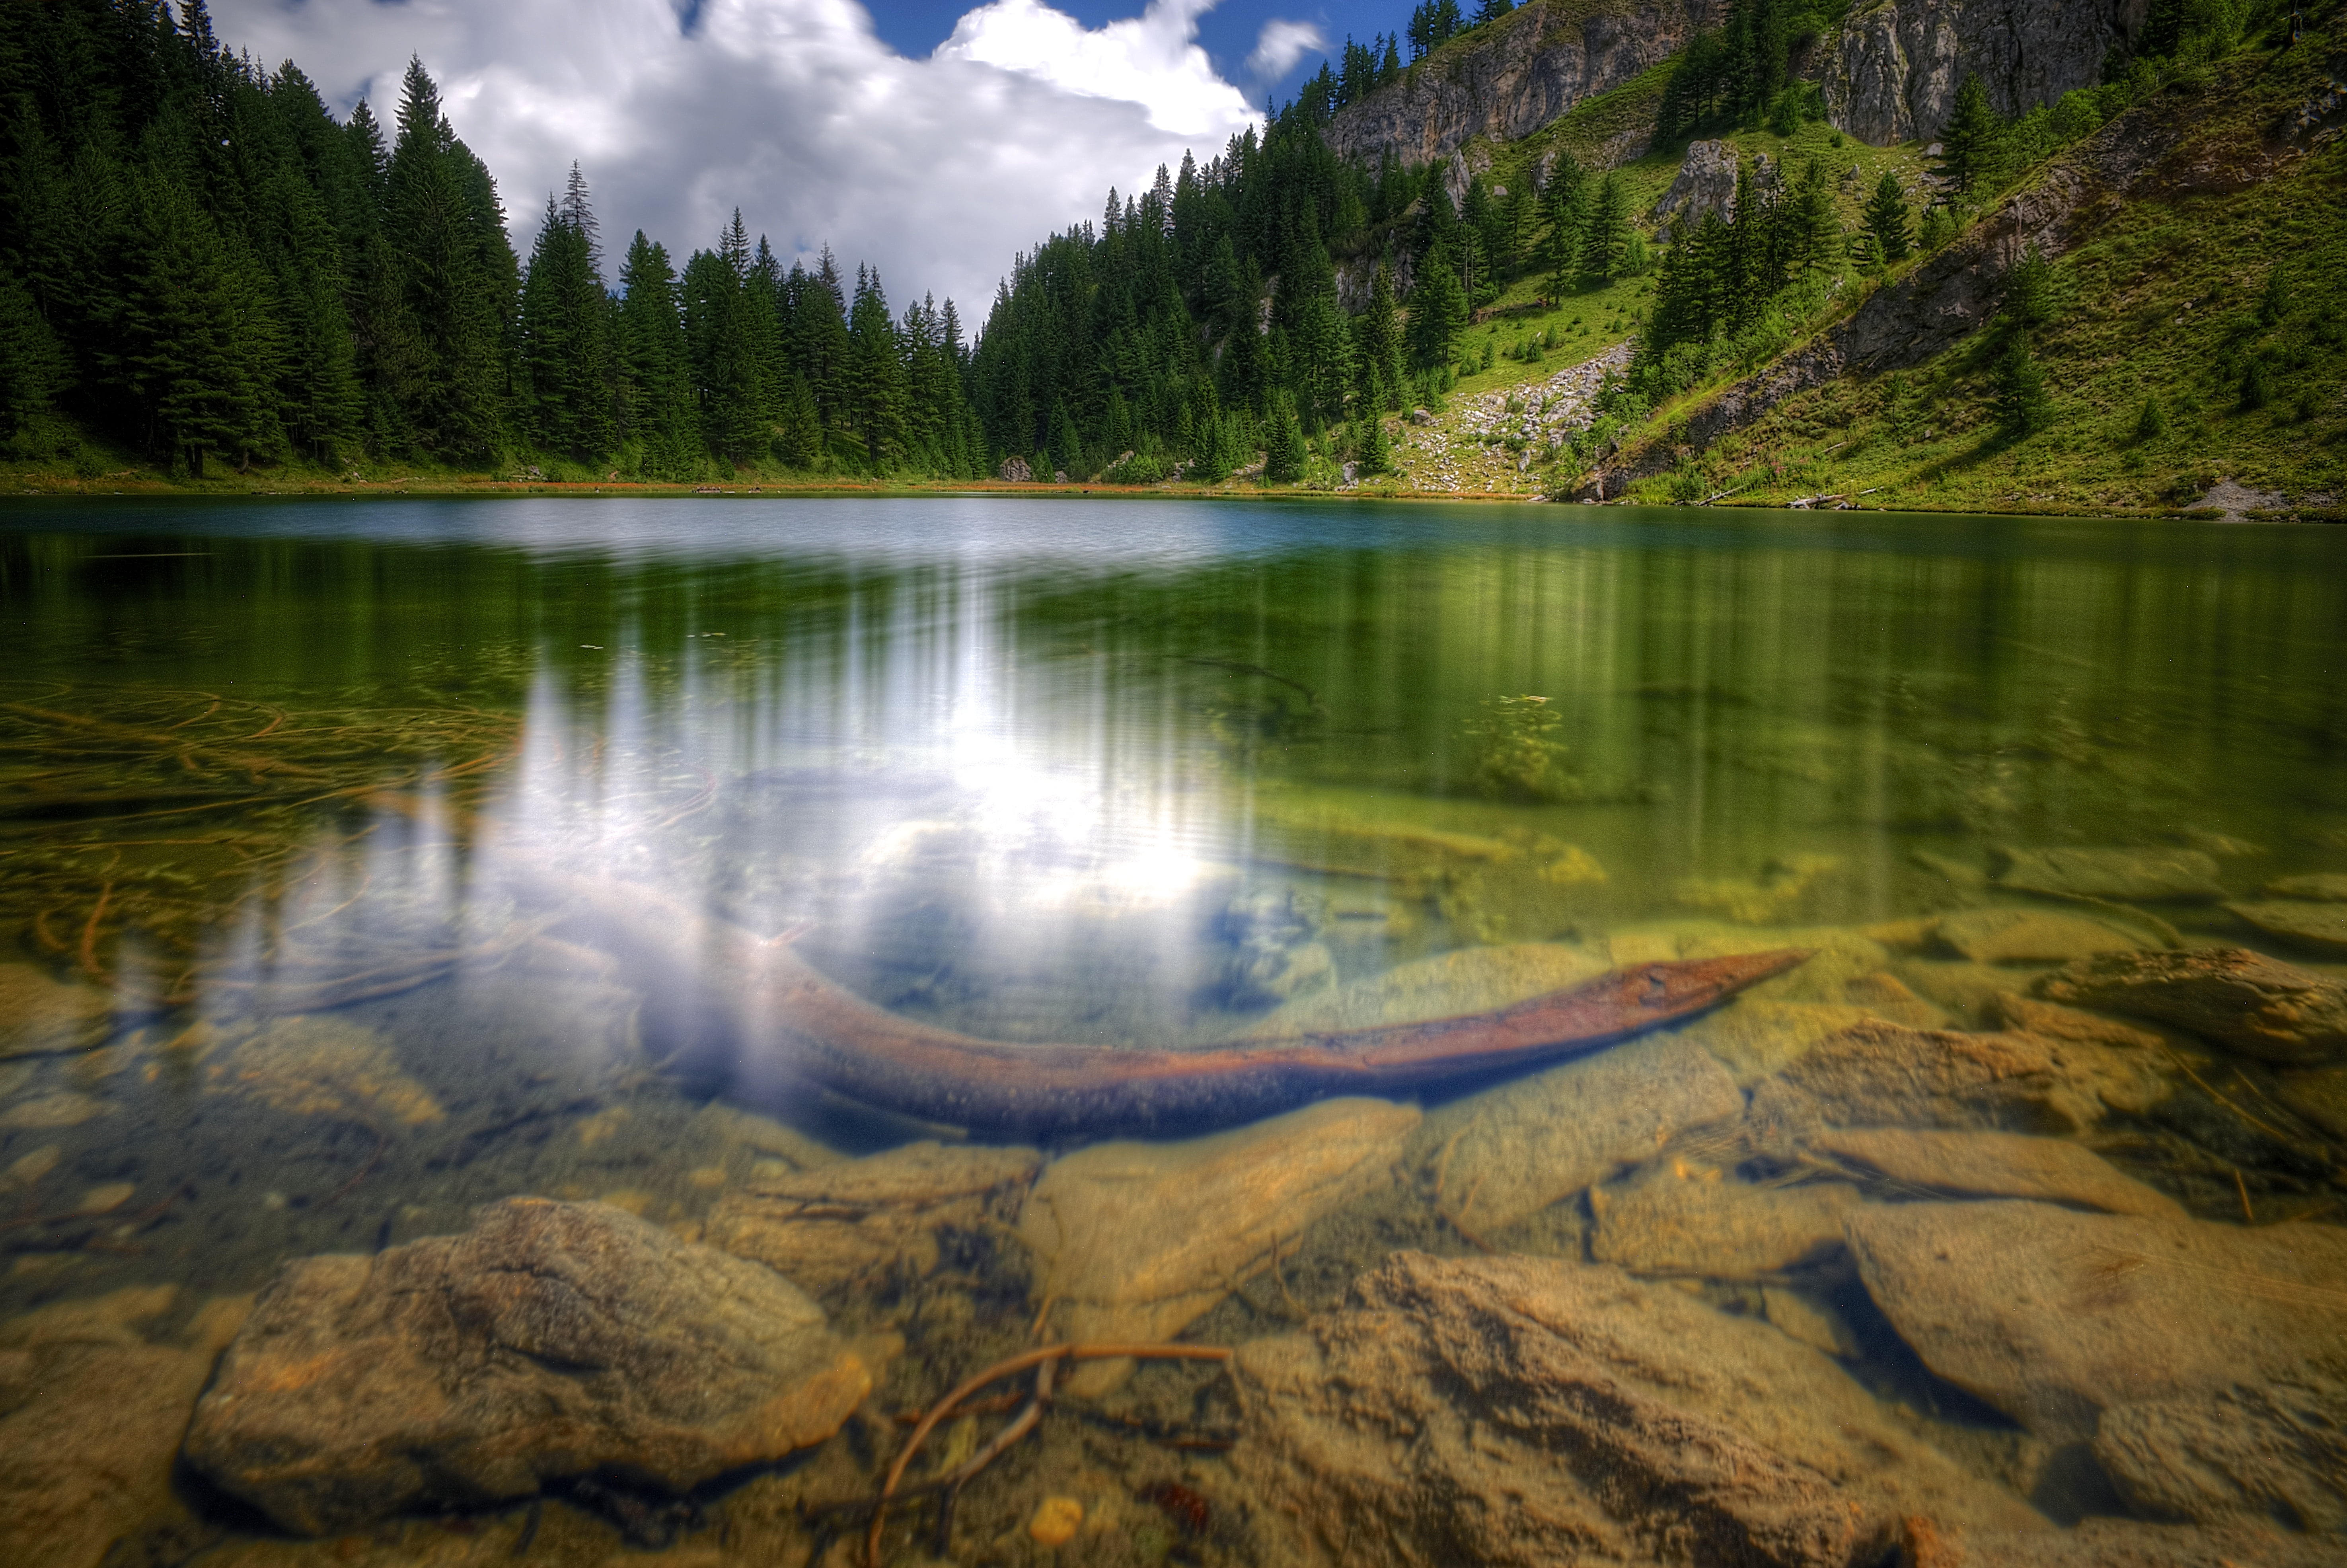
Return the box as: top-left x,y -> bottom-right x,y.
207,0 -> 1267,320
1244,19 -> 1325,82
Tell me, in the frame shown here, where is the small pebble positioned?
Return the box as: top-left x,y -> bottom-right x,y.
76,1181 -> 135,1214
1028,1495 -> 1084,1547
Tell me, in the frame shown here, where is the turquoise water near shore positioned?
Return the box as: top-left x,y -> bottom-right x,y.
3,498 -> 2344,1563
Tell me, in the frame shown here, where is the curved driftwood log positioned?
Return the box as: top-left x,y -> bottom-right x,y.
516,866 -> 1809,1139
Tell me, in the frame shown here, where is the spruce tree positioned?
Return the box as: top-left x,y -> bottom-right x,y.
1355,260 -> 1404,407
1354,408 -> 1392,475
1934,74 -> 2001,199
1577,173 -> 1632,286
845,265 -> 908,469
1408,247 -> 1468,369
1542,154 -> 1590,293
1264,391 -> 1307,481
615,230 -> 696,477
1993,336 -> 2052,437
1862,170 -> 1911,264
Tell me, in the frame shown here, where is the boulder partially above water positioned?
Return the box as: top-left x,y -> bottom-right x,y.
182,1198 -> 869,1536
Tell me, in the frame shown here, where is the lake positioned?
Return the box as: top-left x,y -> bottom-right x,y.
3,497 -> 2344,1563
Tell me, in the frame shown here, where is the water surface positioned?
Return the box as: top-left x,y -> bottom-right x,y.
3,497 -> 2343,1558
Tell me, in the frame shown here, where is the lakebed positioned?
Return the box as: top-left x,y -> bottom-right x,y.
1,497 -> 2343,1566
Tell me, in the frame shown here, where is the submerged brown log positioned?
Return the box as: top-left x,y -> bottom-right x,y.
516,867 -> 1809,1139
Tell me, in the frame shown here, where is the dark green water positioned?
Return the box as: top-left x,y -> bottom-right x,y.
3,497 -> 2345,1560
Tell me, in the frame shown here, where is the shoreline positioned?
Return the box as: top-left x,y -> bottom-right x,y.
2,473 -> 2323,522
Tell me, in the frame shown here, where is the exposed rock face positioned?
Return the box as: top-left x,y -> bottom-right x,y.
2094,1375 -> 2347,1533
1844,1201 -> 2347,1441
1019,1097 -> 1417,1394
704,1140 -> 1039,1295
183,1199 -> 869,1536
2037,948 -> 2347,1065
1325,0 -> 1728,168
1823,0 -> 2144,146
1230,1252 -> 2046,1568
1651,138 -> 1743,226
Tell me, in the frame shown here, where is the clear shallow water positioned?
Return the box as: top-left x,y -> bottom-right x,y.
3,498 -> 2345,1561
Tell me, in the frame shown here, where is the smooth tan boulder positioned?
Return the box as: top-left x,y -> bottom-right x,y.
203,1015 -> 444,1124
1809,1128 -> 2185,1219
1993,846 -> 2224,902
1844,1201 -> 2347,1441
2264,873 -> 2347,902
183,1199 -> 869,1535
1019,1097 -> 1416,1393
0,964 -> 112,1060
1993,993 -> 2168,1051
2038,948 -> 2347,1065
2093,1375 -> 2347,1534
1411,1034 -> 1742,1235
705,1140 -> 1039,1294
1771,1020 -> 2166,1133
1669,1000 -> 1880,1081
0,1288 -> 248,1568
2227,900 -> 2347,956
1933,908 -> 2143,964
1589,1170 -> 1859,1278
1241,941 -> 1610,1038
1231,1252 -> 2045,1568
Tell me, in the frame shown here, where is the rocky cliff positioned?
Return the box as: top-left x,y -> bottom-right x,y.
1823,0 -> 2148,145
1326,0 -> 1730,168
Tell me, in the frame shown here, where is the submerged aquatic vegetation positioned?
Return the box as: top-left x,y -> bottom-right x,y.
1461,695 -> 1578,803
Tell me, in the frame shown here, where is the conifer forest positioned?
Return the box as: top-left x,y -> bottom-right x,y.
0,0 -> 2332,497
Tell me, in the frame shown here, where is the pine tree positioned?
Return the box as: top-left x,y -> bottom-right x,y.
1408,245 -> 1468,369
1993,336 -> 2052,437
1264,391 -> 1307,481
1862,170 -> 1911,264
615,230 -> 697,477
1354,259 -> 1404,408
845,265 -> 908,470
1784,158 -> 1839,274
1934,74 -> 2002,199
1542,154 -> 1590,292
1354,409 -> 1391,474
517,185 -> 614,458
2004,242 -> 2059,328
1577,172 -> 1632,285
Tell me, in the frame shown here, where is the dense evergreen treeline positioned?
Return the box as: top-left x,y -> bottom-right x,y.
0,0 -> 980,478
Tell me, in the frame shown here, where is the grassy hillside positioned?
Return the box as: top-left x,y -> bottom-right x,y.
1589,17 -> 2347,516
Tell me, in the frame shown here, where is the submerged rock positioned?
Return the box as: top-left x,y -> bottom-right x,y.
1230,1252 -> 2045,1568
2093,1375 -> 2347,1534
206,1015 -> 444,1125
704,1140 -> 1038,1295
1891,1518 -> 2347,1566
1809,1127 -> 2184,1219
2275,1066 -> 2347,1140
2226,900 -> 2347,956
2037,948 -> 2347,1065
183,1198 -> 869,1535
1844,1202 -> 2347,1441
0,1288 -> 247,1568
1243,939 -> 1611,1038
1993,993 -> 2168,1052
1933,908 -> 2144,964
1993,846 -> 2225,903
0,964 -> 112,1060
1669,999 -> 1880,1081
1771,1020 -> 2165,1134
1019,1097 -> 1416,1393
1589,1169 -> 1858,1278
2264,874 -> 2347,902
1412,1034 -> 1741,1235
